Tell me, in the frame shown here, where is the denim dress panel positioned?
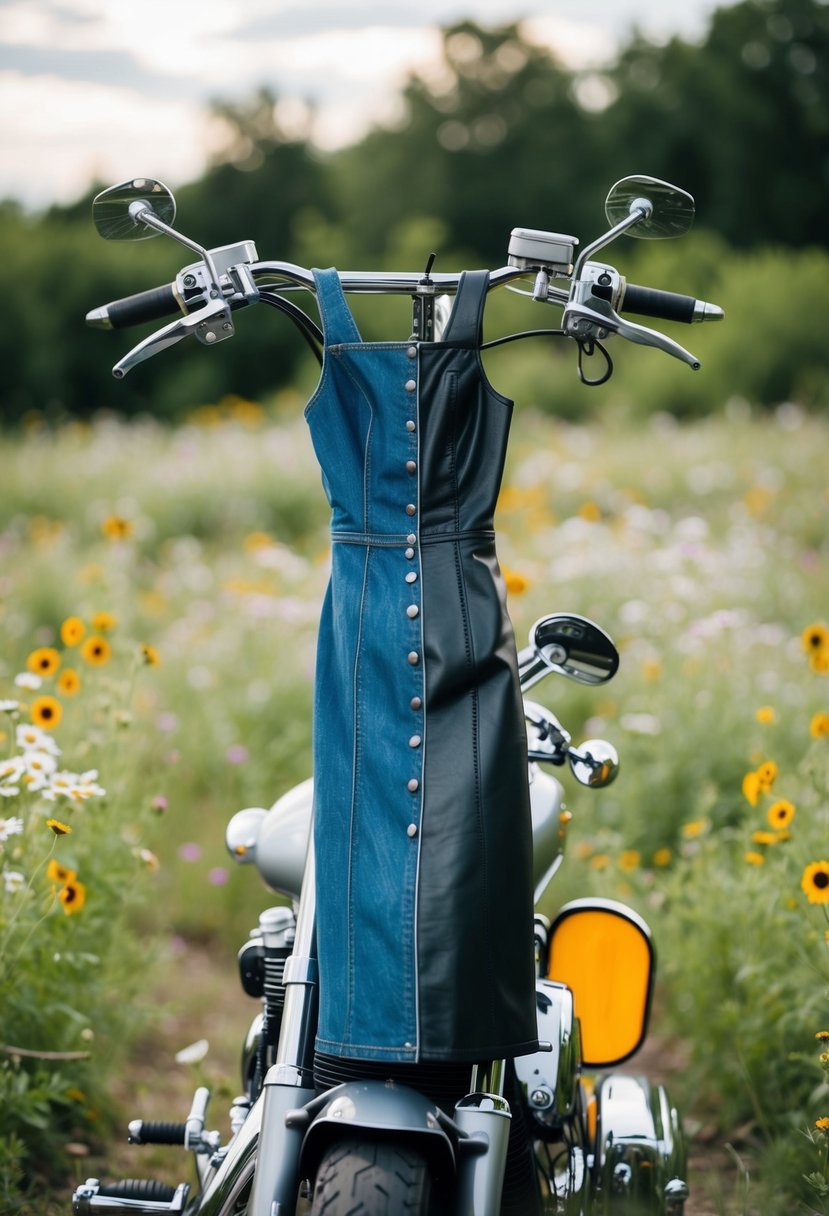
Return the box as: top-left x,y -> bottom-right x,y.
307,267 -> 538,1063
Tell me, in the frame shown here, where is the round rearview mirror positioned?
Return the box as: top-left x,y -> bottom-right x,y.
605,175 -> 695,239
92,178 -> 176,241
519,613 -> 619,690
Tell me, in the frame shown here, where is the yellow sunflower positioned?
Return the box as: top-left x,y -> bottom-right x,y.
745,851 -> 765,866
140,644 -> 160,667
755,706 -> 776,725
46,818 -> 71,836
47,859 -> 76,885
31,695 -> 62,730
58,877 -> 86,916
802,861 -> 829,905
91,611 -> 117,632
60,617 -> 86,647
101,515 -> 134,541
57,668 -> 81,697
26,647 -> 61,677
810,712 -> 829,739
80,636 -> 111,667
767,799 -> 796,830
756,760 -> 778,791
802,623 -> 829,656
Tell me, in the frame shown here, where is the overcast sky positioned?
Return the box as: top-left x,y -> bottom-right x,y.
2,0 -> 737,210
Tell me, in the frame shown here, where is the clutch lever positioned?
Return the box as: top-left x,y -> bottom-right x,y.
112,297 -> 234,379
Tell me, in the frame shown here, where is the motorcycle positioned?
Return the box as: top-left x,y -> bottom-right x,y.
72,175 -> 723,1216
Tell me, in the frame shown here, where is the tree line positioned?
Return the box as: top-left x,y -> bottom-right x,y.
2,0 -> 828,423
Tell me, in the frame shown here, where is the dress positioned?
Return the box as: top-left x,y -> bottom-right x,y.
305,267 -> 538,1063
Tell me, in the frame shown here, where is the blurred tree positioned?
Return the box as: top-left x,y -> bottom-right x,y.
332,21 -> 596,267
598,0 -> 829,246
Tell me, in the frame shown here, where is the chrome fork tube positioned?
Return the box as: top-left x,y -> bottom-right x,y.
249,832 -> 319,1216
453,1059 -> 511,1216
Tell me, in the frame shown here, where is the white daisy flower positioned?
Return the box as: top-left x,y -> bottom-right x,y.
0,699 -> 20,713
3,869 -> 25,893
16,724 -> 61,756
14,672 -> 42,690
0,816 -> 25,842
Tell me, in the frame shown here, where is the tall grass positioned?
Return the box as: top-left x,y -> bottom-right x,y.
0,396 -> 826,1210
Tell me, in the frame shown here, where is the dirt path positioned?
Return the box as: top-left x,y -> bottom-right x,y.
71,940 -> 741,1214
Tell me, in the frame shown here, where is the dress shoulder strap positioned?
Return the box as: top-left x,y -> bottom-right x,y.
439,269 -> 489,349
312,267 -> 363,345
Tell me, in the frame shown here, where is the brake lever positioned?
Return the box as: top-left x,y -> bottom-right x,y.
562,297 -> 701,370
112,297 -> 234,379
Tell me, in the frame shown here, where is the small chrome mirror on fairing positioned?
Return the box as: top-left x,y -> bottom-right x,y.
604,175 -> 695,240
92,178 -> 176,241
518,613 -> 619,692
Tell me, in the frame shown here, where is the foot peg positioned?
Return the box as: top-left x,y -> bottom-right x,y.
72,1178 -> 189,1215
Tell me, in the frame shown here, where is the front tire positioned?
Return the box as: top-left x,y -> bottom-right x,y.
309,1136 -> 437,1215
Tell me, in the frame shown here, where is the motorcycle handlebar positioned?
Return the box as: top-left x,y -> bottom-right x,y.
620,282 -> 698,324
86,283 -> 181,330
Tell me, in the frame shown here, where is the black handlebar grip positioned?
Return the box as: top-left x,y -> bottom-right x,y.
128,1119 -> 187,1145
620,283 -> 697,324
99,284 -> 180,330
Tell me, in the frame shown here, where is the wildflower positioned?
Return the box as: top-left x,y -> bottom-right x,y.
816,1117 -> 829,1132
802,623 -> 829,656
815,1031 -> 829,1041
681,819 -> 708,839
57,669 -> 81,697
0,699 -> 20,714
175,1038 -> 209,1064
811,650 -> 829,674
60,617 -> 86,647
47,859 -> 76,886
0,816 -> 24,842
178,842 -> 201,863
16,724 -> 60,755
141,644 -> 160,667
502,568 -> 529,596
802,861 -> 829,905
755,706 -> 776,725
14,672 -> 42,690
81,636 -> 111,666
134,847 -> 160,871
226,744 -> 249,765
101,515 -> 133,540
589,853 -> 610,870
742,771 -> 761,807
30,695 -> 62,730
619,850 -> 641,871
46,818 -> 71,836
652,848 -> 672,867
578,500 -> 602,522
151,795 -> 168,814
208,867 -> 229,886
642,658 -> 662,683
3,869 -> 24,893
810,712 -> 829,739
757,760 -> 778,790
752,830 -> 778,846
27,647 -> 60,677
91,611 -> 117,632
58,877 -> 86,915
745,851 -> 765,866
768,799 -> 796,830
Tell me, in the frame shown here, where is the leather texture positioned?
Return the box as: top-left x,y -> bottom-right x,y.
306,267 -> 538,1062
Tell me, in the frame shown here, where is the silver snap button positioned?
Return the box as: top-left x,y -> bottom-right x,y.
405,571 -> 417,583
405,379 -> 416,392
407,346 -> 417,359
407,651 -> 420,665
407,605 -> 419,618
406,420 -> 416,432
406,460 -> 417,473
405,504 -> 416,516
409,735 -> 422,748
410,697 -> 422,711
406,533 -> 416,544
407,778 -> 419,792
406,824 -> 418,838
405,547 -> 415,559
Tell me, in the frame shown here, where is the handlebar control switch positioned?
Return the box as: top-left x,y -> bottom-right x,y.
508,229 -> 578,277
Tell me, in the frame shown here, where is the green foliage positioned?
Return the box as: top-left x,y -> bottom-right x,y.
1,400 -> 826,1209
4,0 -> 829,423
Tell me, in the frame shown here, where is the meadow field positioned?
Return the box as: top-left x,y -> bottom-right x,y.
1,395 -> 828,1213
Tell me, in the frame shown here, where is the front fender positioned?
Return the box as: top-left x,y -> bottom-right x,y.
295,1080 -> 457,1180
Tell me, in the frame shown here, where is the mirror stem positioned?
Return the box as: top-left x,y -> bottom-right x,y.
128,201 -> 224,297
572,199 -> 652,281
